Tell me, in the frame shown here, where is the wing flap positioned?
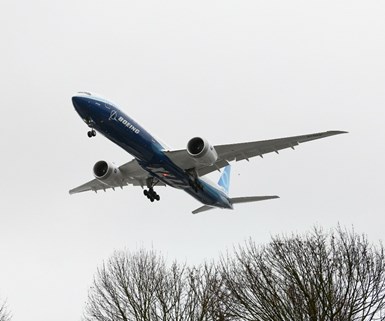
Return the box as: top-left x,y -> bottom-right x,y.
69,179 -> 109,194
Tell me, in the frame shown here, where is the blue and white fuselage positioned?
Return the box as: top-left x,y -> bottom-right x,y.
71,92 -> 345,213
72,92 -> 233,210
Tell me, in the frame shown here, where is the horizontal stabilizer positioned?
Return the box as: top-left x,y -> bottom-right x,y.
230,195 -> 279,204
192,205 -> 215,214
192,196 -> 279,214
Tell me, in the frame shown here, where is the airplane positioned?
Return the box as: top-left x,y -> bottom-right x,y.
69,92 -> 347,214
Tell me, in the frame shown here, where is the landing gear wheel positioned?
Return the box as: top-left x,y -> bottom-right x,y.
143,188 -> 160,202
87,129 -> 96,138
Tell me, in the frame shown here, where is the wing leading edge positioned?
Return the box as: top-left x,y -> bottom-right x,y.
165,130 -> 347,177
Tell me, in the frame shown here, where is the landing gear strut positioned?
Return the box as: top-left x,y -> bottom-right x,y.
186,169 -> 204,193
87,129 -> 96,138
189,178 -> 204,193
85,118 -> 96,138
143,177 -> 160,202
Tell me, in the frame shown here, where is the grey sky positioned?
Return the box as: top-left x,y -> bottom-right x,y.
0,0 -> 384,320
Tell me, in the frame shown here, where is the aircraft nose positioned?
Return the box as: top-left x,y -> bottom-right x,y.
72,95 -> 89,113
72,95 -> 83,108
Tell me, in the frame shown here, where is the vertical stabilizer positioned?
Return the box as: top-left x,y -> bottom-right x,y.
218,165 -> 231,195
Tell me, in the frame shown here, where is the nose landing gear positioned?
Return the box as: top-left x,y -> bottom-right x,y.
84,118 -> 96,138
87,129 -> 96,138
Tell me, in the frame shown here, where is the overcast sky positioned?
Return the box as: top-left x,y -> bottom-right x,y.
0,0 -> 384,320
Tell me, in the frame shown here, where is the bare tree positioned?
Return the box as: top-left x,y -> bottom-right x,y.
84,249 -> 166,321
184,263 -> 233,321
0,300 -> 10,321
83,249 -> 224,321
221,227 -> 385,321
84,227 -> 385,321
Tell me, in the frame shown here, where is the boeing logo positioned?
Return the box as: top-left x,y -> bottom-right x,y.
109,110 -> 118,121
109,110 -> 140,134
118,116 -> 140,134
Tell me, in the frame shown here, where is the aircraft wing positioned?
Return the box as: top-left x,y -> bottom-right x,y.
69,159 -> 165,194
165,130 -> 347,177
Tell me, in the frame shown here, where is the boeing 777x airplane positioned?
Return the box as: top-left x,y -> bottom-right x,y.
70,92 -> 346,214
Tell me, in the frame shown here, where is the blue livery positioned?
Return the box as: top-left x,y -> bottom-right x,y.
70,92 -> 346,214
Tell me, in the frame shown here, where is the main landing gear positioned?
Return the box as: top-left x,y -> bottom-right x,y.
143,188 -> 160,202
143,177 -> 160,202
189,179 -> 204,193
87,129 -> 96,138
186,169 -> 204,193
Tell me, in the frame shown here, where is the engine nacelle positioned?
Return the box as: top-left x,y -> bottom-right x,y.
93,160 -> 124,187
187,137 -> 218,166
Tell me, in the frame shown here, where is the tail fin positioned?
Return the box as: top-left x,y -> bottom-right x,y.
218,165 -> 231,194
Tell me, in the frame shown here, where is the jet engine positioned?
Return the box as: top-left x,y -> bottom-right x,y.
187,137 -> 218,166
93,160 -> 124,187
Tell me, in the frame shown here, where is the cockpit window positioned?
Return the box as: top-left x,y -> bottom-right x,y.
76,91 -> 118,108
